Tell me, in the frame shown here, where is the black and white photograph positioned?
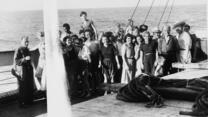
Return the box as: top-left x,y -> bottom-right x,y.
0,0 -> 207,117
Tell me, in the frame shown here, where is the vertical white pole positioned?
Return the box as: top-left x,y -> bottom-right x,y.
43,0 -> 72,117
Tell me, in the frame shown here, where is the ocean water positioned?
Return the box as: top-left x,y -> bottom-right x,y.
0,5 -> 207,51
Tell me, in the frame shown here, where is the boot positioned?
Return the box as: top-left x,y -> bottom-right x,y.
155,95 -> 165,108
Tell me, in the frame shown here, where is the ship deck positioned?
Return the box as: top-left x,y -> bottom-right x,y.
0,60 -> 208,117
0,94 -> 194,117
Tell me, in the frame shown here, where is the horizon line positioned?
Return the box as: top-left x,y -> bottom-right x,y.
0,4 -> 206,12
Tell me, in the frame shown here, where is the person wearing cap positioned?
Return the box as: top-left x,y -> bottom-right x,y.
121,34 -> 136,84
174,23 -> 192,64
140,31 -> 158,75
183,24 -> 200,62
173,21 -> 186,30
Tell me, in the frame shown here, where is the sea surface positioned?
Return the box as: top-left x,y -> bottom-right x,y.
0,5 -> 207,51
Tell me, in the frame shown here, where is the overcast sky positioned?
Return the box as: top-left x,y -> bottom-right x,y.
0,0 -> 206,11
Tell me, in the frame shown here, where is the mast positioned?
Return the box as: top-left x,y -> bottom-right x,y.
43,0 -> 72,116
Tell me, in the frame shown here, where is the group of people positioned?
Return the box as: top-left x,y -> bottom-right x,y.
13,11 -> 196,107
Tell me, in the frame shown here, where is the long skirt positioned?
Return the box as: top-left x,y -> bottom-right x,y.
121,59 -> 136,84
102,58 -> 116,83
18,65 -> 34,104
66,59 -> 79,95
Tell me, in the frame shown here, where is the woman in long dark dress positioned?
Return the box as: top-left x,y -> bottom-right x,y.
14,36 -> 34,107
99,35 -> 120,84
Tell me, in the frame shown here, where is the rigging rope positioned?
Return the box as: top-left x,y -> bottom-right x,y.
155,0 -> 162,22
143,0 -> 156,24
157,0 -> 170,27
166,0 -> 175,23
129,0 -> 141,20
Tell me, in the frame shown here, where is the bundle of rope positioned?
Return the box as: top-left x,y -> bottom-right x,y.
116,74 -> 208,104
180,89 -> 208,116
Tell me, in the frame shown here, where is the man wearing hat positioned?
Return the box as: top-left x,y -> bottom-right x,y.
173,21 -> 192,64
173,21 -> 186,29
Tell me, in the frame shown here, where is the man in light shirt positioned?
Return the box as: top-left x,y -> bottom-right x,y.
174,22 -> 192,64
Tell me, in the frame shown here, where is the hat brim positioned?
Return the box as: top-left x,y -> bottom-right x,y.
173,21 -> 186,29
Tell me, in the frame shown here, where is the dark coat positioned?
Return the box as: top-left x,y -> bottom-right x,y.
14,46 -> 34,104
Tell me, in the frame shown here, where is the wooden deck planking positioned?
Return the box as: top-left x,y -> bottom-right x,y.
0,61 -> 207,116
71,68 -> 208,117
71,94 -> 193,117
0,94 -> 193,117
